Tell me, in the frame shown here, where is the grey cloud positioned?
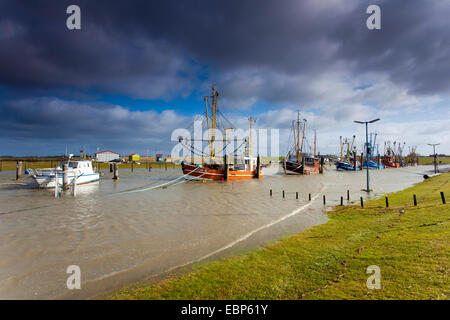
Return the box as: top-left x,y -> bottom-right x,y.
0,97 -> 188,155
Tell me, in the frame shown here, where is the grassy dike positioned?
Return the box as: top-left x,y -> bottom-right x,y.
110,173 -> 449,300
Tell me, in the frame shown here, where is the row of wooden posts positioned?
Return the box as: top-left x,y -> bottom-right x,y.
270,189 -> 447,206
110,162 -> 173,180
12,160 -> 174,181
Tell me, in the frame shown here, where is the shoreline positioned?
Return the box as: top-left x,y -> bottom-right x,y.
108,172 -> 449,300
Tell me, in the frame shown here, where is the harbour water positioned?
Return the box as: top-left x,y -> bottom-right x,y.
0,164 -> 433,299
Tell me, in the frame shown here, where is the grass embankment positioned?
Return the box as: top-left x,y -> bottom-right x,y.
111,173 -> 449,300
419,156 -> 450,165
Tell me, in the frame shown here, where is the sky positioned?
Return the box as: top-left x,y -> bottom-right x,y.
0,0 -> 449,157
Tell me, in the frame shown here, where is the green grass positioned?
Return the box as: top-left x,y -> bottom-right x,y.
418,156 -> 450,165
110,173 -> 450,300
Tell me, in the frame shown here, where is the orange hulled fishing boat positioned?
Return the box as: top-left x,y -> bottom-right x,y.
179,85 -> 262,181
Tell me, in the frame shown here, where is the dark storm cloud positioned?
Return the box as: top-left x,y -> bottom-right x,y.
0,97 -> 187,150
1,0 -> 449,100
1,0 -> 449,155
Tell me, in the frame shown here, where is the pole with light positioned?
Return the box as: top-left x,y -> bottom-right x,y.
427,143 -> 440,174
354,118 -> 380,192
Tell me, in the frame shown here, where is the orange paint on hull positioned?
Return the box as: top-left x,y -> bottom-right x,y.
182,163 -> 262,180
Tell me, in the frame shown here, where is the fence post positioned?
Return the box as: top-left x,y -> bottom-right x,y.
296,192 -> 299,200
309,193 -> 311,201
347,190 -> 350,201
270,189 -> 272,197
413,194 -> 417,206
441,192 -> 446,205
340,196 -> 343,206
385,197 -> 389,208
360,197 -> 364,208
282,190 -> 285,198
323,195 -> 326,205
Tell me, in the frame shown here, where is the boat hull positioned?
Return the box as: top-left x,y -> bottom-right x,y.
32,173 -> 100,188
336,161 -> 360,171
181,163 -> 261,180
362,160 -> 384,169
381,157 -> 400,168
283,160 -> 320,175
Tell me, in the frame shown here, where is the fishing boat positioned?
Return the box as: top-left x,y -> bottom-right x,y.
335,135 -> 361,171
30,159 -> 100,188
283,111 -> 321,175
381,141 -> 401,168
180,85 -> 262,181
362,133 -> 384,169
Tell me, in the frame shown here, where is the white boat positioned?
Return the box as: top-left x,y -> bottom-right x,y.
30,160 -> 100,188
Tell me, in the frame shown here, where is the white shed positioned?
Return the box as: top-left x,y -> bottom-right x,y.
95,150 -> 120,162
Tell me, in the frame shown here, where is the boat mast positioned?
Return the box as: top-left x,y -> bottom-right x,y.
340,136 -> 343,160
204,85 -> 219,159
248,117 -> 256,157
204,94 -> 210,160
349,135 -> 356,162
300,118 -> 307,154
314,130 -> 317,157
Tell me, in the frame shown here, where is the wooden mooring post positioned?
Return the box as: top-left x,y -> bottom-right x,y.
296,192 -> 299,200
16,161 -> 22,181
340,196 -> 344,206
309,193 -> 311,201
63,164 -> 69,190
347,190 -> 350,201
54,172 -> 59,198
413,194 -> 417,206
113,163 -> 119,180
360,197 -> 364,208
270,189 -> 272,197
256,156 -> 261,179
323,195 -> 326,205
224,155 -> 229,181
385,197 -> 389,208
441,192 -> 446,205
301,157 -> 305,175
319,157 -> 324,174
282,190 -> 285,198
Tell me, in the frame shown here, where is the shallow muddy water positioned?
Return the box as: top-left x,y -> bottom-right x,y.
0,164 -> 435,299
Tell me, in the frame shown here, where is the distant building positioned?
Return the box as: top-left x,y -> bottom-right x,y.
129,154 -> 140,162
95,150 -> 120,162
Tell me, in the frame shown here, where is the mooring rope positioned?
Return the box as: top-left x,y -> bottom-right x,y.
112,166 -> 204,195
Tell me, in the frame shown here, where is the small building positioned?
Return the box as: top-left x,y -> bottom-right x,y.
155,154 -> 164,162
95,150 -> 120,162
129,154 -> 140,162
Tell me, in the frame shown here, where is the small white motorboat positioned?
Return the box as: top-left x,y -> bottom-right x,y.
30,160 -> 100,188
